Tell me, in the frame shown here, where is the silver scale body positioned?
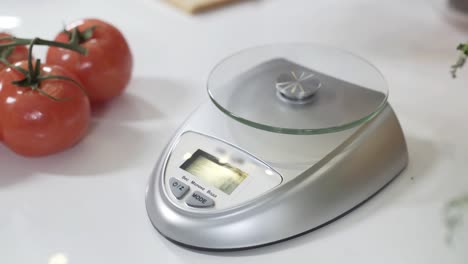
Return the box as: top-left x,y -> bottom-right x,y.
146,58 -> 409,250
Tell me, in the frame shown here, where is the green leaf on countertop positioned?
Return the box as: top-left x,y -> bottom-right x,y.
457,43 -> 468,55
451,43 -> 468,78
444,193 -> 468,244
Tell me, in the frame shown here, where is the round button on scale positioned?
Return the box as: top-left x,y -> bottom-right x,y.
169,177 -> 190,199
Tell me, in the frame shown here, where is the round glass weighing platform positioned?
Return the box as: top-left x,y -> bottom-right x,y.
207,44 -> 389,134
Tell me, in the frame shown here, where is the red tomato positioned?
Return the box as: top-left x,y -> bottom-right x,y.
0,33 -> 29,138
0,33 -> 29,72
46,18 -> 133,104
0,61 -> 91,156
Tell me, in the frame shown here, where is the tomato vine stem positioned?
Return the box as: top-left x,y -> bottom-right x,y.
0,46 -> 14,62
5,37 -> 87,101
0,36 -> 87,55
64,26 -> 97,45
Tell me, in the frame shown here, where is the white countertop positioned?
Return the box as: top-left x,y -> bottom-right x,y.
1,0 -> 467,263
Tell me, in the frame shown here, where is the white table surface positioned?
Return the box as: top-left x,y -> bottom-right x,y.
1,0 -> 467,263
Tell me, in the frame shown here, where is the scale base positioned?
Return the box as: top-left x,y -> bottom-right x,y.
146,104 -> 408,250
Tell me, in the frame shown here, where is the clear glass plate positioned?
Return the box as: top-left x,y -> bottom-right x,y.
207,43 -> 388,135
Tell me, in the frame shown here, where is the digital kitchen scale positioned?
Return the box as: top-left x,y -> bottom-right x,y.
146,43 -> 408,250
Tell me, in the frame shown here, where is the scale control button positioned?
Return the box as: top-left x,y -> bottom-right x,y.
186,191 -> 215,208
169,177 -> 190,199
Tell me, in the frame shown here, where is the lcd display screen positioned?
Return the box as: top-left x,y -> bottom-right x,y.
180,149 -> 248,195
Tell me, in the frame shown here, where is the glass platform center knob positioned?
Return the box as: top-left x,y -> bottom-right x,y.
275,71 -> 322,104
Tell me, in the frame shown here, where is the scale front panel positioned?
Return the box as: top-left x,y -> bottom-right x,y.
163,131 -> 283,211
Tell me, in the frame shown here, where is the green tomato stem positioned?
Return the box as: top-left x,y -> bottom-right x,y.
63,26 -> 97,45
27,38 -> 36,83
0,36 -> 87,55
1,36 -> 87,101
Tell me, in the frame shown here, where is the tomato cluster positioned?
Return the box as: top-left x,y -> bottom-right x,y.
0,18 -> 133,157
